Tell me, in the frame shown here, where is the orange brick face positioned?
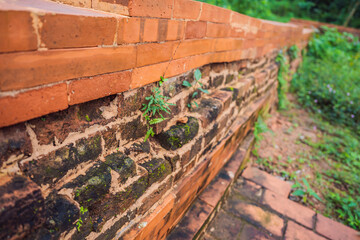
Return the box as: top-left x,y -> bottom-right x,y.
118,17 -> 141,44
0,46 -> 136,91
68,71 -> 131,105
128,0 -> 173,18
0,11 -> 37,52
173,0 -> 201,20
200,3 -> 231,23
136,42 -> 175,67
142,18 -> 159,42
0,84 -> 68,127
185,21 -> 207,39
39,14 -> 117,48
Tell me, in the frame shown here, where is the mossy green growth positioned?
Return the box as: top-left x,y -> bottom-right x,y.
156,117 -> 199,150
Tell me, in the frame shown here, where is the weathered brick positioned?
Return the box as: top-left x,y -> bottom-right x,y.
68,71 -> 131,105
136,42 -> 175,67
210,90 -> 232,111
173,0 -> 201,20
118,17 -> 141,44
233,177 -> 263,202
139,176 -> 173,215
286,221 -> 326,240
262,190 -> 315,229
204,123 -> 218,146
191,98 -> 222,128
0,11 -> 37,52
224,198 -> 284,238
166,20 -> 185,41
0,175 -> 44,240
0,84 -> 68,128
168,199 -> 213,240
221,86 -> 239,101
20,134 -> 102,186
118,84 -> 152,117
126,141 -> 151,155
214,38 -> 243,52
189,137 -> 203,162
162,76 -> 184,98
0,46 -> 136,91
105,152 -> 136,183
200,3 -> 231,23
242,167 -> 292,197
39,14 -> 117,49
185,21 -> 207,39
316,214 -> 359,240
119,116 -> 147,141
156,117 -> 199,150
64,161 -> 111,207
0,123 -> 32,167
102,125 -> 119,151
140,158 -> 172,185
92,0 -> 129,15
210,75 -> 224,88
128,0 -> 173,18
28,95 -> 116,145
207,210 -> 243,239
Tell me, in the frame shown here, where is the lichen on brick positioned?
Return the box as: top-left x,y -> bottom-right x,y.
105,152 -> 136,183
156,117 -> 199,150
140,158 -> 172,185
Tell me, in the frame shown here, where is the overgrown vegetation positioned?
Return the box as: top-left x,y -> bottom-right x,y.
275,51 -> 290,110
142,77 -> 174,142
291,27 -> 360,134
199,0 -> 360,29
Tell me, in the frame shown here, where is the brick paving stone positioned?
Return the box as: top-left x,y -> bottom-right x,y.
233,177 -> 263,202
225,196 -> 284,238
239,224 -> 276,240
242,167 -> 292,197
262,190 -> 315,229
168,199 -> 214,240
207,210 -> 244,239
316,214 -> 360,240
285,221 -> 326,240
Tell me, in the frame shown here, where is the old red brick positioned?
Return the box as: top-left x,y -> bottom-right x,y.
128,0 -> 173,18
199,171 -> 231,207
137,42 -> 175,67
262,190 -> 315,229
316,214 -> 359,240
242,167 -> 292,197
185,21 -> 207,39
239,224 -> 276,240
68,70 -> 131,105
0,11 -> 37,52
173,0 -> 201,20
0,46 -> 136,91
118,17 -> 141,44
207,210 -> 244,240
210,90 -> 233,112
286,221 -> 326,240
200,3 -> 231,23
0,84 -> 68,127
166,20 -> 185,41
92,0 -> 129,15
39,13 -> 117,48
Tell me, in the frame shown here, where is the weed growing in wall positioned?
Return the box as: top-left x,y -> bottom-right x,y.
288,45 -> 299,62
142,77 -> 175,142
76,206 -> 88,232
275,51 -> 290,110
182,69 -> 209,109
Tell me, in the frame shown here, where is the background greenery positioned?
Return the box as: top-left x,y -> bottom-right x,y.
199,0 -> 360,29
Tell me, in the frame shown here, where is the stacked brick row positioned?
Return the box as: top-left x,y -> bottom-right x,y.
0,0 -> 310,239
0,0 -> 312,128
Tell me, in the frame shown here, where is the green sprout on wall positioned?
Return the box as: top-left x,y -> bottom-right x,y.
76,206 -> 88,232
182,69 -> 209,109
142,76 -> 175,142
288,45 -> 299,61
275,51 -> 290,110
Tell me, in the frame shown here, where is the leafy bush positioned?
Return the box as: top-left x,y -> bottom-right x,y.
291,27 -> 360,134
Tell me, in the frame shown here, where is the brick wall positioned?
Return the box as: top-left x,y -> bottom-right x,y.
0,0 -> 311,239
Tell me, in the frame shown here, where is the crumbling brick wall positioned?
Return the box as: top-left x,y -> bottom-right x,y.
0,0 -> 311,239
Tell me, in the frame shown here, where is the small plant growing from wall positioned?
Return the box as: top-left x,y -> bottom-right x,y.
142,76 -> 175,142
182,69 -> 209,109
76,206 -> 88,232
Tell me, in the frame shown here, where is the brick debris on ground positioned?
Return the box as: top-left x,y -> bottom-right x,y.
201,167 -> 359,240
